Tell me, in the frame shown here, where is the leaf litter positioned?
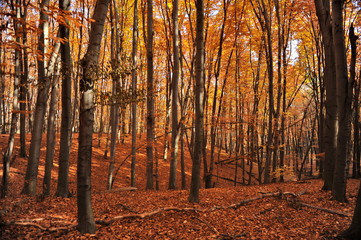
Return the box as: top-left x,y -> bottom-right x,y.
0,133 -> 358,239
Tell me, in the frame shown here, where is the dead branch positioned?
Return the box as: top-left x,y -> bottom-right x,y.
193,216 -> 219,235
94,187 -> 137,194
298,203 -> 351,217
211,174 -> 246,185
96,207 -> 199,226
3,220 -> 77,232
116,203 -> 140,213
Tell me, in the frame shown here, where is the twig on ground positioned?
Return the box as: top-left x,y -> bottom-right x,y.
298,202 -> 351,217
193,216 -> 219,235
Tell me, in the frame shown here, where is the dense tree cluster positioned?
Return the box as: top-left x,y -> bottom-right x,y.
0,0 -> 360,236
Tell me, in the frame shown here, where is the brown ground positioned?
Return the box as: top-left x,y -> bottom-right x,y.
0,133 -> 359,239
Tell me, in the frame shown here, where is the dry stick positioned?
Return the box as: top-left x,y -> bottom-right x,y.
299,203 -> 351,217
5,221 -> 77,232
95,207 -> 199,225
94,187 -> 137,194
193,216 -> 219,235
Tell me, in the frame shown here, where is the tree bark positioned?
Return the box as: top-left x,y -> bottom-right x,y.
56,0 -> 73,198
1,1 -> 21,198
146,0 -> 155,190
19,5 -> 28,158
22,0 -> 51,196
314,0 -> 337,191
43,74 -> 59,196
130,0 -> 139,188
169,0 -> 180,190
77,0 -> 110,233
107,0 -> 121,191
332,0 -> 350,203
189,0 -> 204,203
340,180 -> 361,239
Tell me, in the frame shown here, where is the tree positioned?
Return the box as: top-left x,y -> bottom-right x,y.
131,0 -> 139,188
22,0 -> 51,196
332,0 -> 350,203
56,0 -> 73,198
107,0 -> 121,190
77,0 -> 110,233
250,0 -> 275,184
340,180 -> 361,239
146,0 -> 155,190
314,0 -> 337,191
169,0 -> 180,190
19,2 -> 28,158
1,0 -> 22,198
206,0 -> 231,189
43,66 -> 59,196
188,0 -> 204,203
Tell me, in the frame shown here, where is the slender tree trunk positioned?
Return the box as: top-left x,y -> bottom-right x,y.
146,0 -> 155,190
0,37 -> 6,135
353,77 -> 360,179
22,0 -> 51,196
206,0 -> 230,189
314,0 -> 337,191
107,0 -> 120,191
107,80 -> 119,190
43,74 -> 59,196
252,0 -> 274,184
188,0 -> 204,203
130,0 -> 138,188
264,10 -> 274,184
1,3 -> 21,197
71,0 -> 84,134
56,0 -> 73,198
169,0 -> 180,190
19,6 -> 28,158
180,124 -> 186,189
332,0 -> 351,203
77,0 -> 110,233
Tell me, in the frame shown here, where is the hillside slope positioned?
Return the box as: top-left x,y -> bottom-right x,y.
0,134 -> 358,239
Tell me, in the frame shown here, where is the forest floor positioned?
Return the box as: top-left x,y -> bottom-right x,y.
0,133 -> 359,239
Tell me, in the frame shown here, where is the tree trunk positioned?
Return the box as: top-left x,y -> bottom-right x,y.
146,0 -> 155,190
107,0 -> 121,191
339,180 -> 361,239
107,79 -> 119,190
130,0 -> 138,188
56,0 -> 73,198
0,36 -> 6,135
332,0 -> 351,203
77,0 -> 110,233
169,0 -> 180,190
1,2 -> 21,197
43,74 -> 59,196
206,0 -> 230,189
188,0 -> 204,203
22,0 -> 51,196
314,0 -> 337,191
353,78 -> 360,179
19,6 -> 28,158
